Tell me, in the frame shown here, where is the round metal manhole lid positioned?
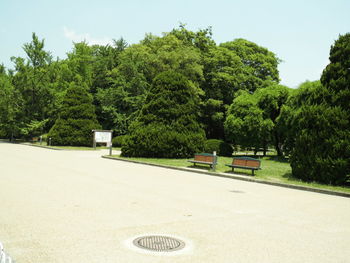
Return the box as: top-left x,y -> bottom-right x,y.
133,235 -> 185,252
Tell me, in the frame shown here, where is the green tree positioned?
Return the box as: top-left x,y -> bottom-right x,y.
48,77 -> 101,146
0,67 -> 22,139
277,81 -> 323,156
224,91 -> 273,154
170,24 -> 216,52
91,38 -> 127,94
10,33 -> 56,138
221,39 -> 280,92
67,42 -> 94,87
290,33 -> 350,185
96,43 -> 151,134
255,84 -> 291,156
201,38 -> 279,140
122,71 -> 206,158
200,46 -> 244,139
96,32 -> 203,135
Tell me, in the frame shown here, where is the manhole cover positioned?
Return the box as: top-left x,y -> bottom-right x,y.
133,235 -> 185,252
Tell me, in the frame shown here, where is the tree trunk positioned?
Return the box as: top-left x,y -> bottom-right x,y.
274,131 -> 282,156
263,141 -> 267,156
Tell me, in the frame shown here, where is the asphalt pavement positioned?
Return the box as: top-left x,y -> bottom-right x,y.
0,142 -> 349,263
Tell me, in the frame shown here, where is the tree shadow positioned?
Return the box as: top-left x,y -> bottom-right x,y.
224,169 -> 254,177
232,153 -> 260,158
232,153 -> 290,163
264,156 -> 289,163
281,171 -> 350,188
281,171 -> 300,182
229,190 -> 245,194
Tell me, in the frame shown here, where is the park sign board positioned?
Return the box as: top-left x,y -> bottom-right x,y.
92,130 -> 113,148
94,130 -> 112,143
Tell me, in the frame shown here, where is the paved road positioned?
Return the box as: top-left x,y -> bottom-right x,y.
0,142 -> 349,263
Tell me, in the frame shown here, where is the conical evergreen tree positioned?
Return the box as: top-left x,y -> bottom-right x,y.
290,33 -> 350,185
48,77 -> 101,146
122,71 -> 206,158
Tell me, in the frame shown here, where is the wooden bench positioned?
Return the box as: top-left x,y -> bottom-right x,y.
188,153 -> 217,169
225,157 -> 261,176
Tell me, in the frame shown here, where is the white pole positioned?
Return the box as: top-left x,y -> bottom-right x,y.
213,151 -> 217,171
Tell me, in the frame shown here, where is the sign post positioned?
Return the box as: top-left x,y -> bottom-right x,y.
92,130 -> 113,155
213,151 -> 217,172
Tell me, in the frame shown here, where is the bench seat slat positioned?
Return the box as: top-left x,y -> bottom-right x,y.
226,157 -> 261,176
225,164 -> 261,170
188,153 -> 217,169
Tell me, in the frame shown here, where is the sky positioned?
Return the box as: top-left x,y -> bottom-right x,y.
1,0 -> 349,88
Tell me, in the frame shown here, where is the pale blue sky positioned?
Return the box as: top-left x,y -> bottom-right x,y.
1,0 -> 349,87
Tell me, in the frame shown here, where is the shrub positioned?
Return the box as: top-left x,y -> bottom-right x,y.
112,135 -> 126,147
122,123 -> 205,158
203,139 -> 233,157
122,71 -> 206,158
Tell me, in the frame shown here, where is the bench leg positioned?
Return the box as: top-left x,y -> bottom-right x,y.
252,169 -> 254,176
232,167 -> 234,172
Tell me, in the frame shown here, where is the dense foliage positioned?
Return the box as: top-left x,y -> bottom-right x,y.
47,79 -> 101,146
224,84 -> 291,156
224,91 -> 272,154
289,34 -> 350,185
0,26 -> 280,142
112,135 -> 126,147
1,26 -> 348,185
203,139 -> 233,157
121,71 -> 206,158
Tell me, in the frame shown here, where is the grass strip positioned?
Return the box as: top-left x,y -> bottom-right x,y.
112,154 -> 350,194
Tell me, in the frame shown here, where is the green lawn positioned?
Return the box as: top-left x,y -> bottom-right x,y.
113,154 -> 350,194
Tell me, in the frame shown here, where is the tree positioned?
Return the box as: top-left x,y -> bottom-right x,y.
10,33 -> 56,138
224,91 -> 273,154
91,38 -> 127,94
277,81 -> 323,156
47,77 -> 101,146
95,43 -> 151,134
220,39 -> 280,92
121,71 -> 206,158
21,32 -> 53,121
0,67 -> 21,139
96,32 -> 204,135
289,33 -> 350,185
200,46 -> 244,139
201,38 -> 280,140
67,42 -> 94,87
255,84 -> 291,156
170,24 -> 216,52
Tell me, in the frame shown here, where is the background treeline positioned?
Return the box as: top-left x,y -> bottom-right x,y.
0,26 -> 349,185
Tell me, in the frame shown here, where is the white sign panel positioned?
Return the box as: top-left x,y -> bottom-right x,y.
94,131 -> 112,143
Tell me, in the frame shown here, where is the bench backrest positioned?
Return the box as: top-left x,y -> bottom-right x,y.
232,157 -> 260,168
194,153 -> 217,163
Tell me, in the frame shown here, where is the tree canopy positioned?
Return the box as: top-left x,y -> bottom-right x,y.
122,70 -> 206,158
1,25 -> 349,186
47,77 -> 101,146
289,34 -> 350,185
